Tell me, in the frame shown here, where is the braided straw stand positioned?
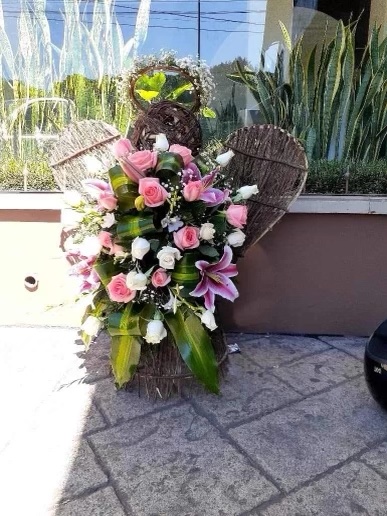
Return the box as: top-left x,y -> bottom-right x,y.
49,120 -> 121,192
131,329 -> 228,399
225,124 -> 308,251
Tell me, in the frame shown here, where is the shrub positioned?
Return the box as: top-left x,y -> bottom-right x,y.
306,160 -> 387,194
0,155 -> 57,191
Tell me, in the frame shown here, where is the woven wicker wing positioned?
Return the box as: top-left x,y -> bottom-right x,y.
49,120 -> 122,191
225,124 -> 308,250
130,100 -> 202,155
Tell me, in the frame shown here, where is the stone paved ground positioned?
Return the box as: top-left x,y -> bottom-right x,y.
1,327 -> 387,515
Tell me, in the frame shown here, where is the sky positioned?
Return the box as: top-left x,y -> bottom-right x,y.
1,0 -> 268,70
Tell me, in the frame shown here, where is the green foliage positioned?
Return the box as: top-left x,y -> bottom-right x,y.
230,22 -> 387,162
165,306 -> 219,394
306,160 -> 387,194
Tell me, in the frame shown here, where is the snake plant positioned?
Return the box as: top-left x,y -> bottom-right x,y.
229,22 -> 387,162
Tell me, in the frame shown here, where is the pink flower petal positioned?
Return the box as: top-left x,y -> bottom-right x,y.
220,264 -> 238,278
204,289 -> 215,311
195,259 -> 210,272
209,275 -> 239,302
206,245 -> 233,273
190,276 -> 209,297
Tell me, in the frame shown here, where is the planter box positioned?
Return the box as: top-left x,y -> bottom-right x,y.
221,195 -> 387,336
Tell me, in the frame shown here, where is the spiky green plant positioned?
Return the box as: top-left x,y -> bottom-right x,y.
229,22 -> 387,162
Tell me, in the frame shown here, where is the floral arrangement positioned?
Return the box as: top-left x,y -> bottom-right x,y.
66,134 -> 258,393
120,50 -> 215,112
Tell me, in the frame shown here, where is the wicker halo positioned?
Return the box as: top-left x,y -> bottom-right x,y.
225,124 -> 308,251
128,64 -> 201,114
130,100 -> 202,155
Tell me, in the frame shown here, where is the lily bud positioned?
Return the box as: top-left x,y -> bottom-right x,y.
215,149 -> 235,167
135,195 -> 145,211
153,133 -> 169,152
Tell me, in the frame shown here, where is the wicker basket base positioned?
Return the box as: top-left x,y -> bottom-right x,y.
128,329 -> 229,399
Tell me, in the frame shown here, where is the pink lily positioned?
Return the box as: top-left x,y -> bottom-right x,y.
182,163 -> 202,184
200,187 -> 230,207
82,179 -> 117,211
190,245 -> 239,312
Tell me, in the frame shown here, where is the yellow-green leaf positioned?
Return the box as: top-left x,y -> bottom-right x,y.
110,335 -> 141,388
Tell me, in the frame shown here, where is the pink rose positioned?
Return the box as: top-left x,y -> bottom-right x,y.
107,273 -> 136,303
120,150 -> 158,183
169,144 -> 193,166
98,192 -> 117,211
173,226 -> 200,250
226,204 -> 247,229
151,268 -> 171,288
139,177 -> 169,207
112,138 -> 135,158
98,231 -> 113,250
183,180 -> 204,202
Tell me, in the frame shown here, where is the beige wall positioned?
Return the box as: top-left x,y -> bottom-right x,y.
0,210 -> 82,327
370,0 -> 387,37
220,213 -> 387,337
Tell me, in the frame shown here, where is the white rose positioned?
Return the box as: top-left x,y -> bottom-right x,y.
83,155 -> 104,174
126,271 -> 148,290
145,320 -> 167,344
101,213 -> 116,228
63,190 -> 82,207
157,246 -> 182,270
215,149 -> 235,167
153,133 -> 169,152
79,235 -> 102,257
80,315 -> 102,336
237,184 -> 258,200
201,310 -> 217,331
131,237 -> 150,260
227,229 -> 246,247
199,222 -> 215,241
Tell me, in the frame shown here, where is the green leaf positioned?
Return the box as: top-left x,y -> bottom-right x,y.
136,89 -> 160,102
171,252 -> 200,297
135,72 -> 166,103
198,245 -> 219,258
201,106 -> 216,118
94,260 -> 117,288
110,335 -> 141,388
156,152 -> 184,175
108,165 -> 138,212
116,214 -> 156,239
165,307 -> 219,393
108,303 -> 155,338
279,20 -> 292,52
166,82 -> 193,101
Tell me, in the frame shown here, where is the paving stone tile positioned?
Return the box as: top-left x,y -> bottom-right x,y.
0,326 -> 81,453
240,335 -> 330,368
89,404 -> 278,515
361,441 -> 387,477
61,332 -> 112,385
261,462 -> 387,516
227,332 -> 265,344
0,382 -> 107,515
230,377 -> 387,491
318,336 -> 367,360
55,487 -> 126,516
92,377 -> 179,425
193,353 -> 301,427
270,348 -> 363,395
